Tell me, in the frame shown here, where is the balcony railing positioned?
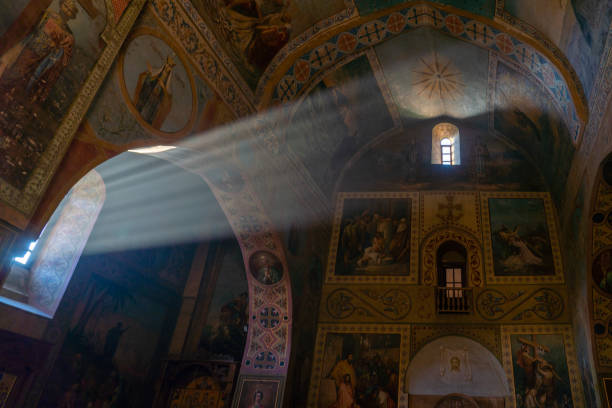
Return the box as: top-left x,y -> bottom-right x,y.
436,287 -> 473,314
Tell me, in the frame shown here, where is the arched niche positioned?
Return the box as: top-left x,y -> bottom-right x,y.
405,336 -> 510,406
421,228 -> 483,287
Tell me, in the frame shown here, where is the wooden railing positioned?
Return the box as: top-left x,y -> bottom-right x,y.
436,287 -> 473,314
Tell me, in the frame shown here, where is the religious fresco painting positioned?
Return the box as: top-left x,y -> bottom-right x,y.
39,273 -> 176,407
331,196 -> 414,277
198,241 -> 249,362
87,9 -> 216,145
0,0 -> 108,190
503,327 -> 584,408
592,248 -> 612,295
190,0 -> 345,89
234,377 -> 283,408
339,126 -> 547,192
316,332 -> 400,408
289,55 -> 395,195
374,27 -> 489,123
503,0 -> 612,97
487,197 -> 554,277
493,61 -> 575,205
249,251 -> 284,285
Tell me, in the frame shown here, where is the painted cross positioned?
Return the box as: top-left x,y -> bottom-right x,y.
310,44 -> 336,69
437,195 -> 464,224
359,21 -> 386,44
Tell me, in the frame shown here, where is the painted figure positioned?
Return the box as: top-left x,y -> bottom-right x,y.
498,226 -> 544,272
0,0 -> 78,104
330,374 -> 359,408
330,353 -> 357,394
516,339 -> 566,408
248,390 -> 265,408
221,0 -> 291,71
133,55 -> 176,128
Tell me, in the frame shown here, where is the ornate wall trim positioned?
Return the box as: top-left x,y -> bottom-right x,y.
420,227 -> 484,287
258,1 -> 586,145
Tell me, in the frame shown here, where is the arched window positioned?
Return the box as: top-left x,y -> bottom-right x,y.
0,170 -> 105,317
432,123 -> 460,165
436,241 -> 469,313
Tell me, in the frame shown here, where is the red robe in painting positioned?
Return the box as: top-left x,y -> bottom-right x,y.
0,10 -> 74,104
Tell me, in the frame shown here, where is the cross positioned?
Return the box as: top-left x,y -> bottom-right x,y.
278,78 -> 295,100
482,26 -> 495,43
407,8 -> 421,25
518,46 -> 528,63
466,23 -> 478,40
311,45 -> 333,68
360,23 -> 383,43
437,195 -> 463,224
260,307 -> 280,329
430,10 -> 443,26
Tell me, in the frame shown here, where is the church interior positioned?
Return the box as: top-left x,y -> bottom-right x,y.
0,0 -> 612,407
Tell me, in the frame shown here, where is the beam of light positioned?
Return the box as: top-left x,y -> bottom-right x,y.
128,145 -> 176,154
50,70 -> 493,258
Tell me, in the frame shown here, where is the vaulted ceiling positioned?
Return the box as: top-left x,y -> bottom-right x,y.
175,0 -> 612,213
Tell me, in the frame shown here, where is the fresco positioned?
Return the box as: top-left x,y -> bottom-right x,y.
488,198 -> 554,276
166,362 -> 238,408
87,10 -> 217,145
355,0 -> 495,17
39,272 -> 175,407
288,55 -> 394,195
317,333 -> 400,408
334,197 -> 412,276
0,0 -> 108,190
505,0 -> 612,97
339,124 -> 547,192
190,0 -> 345,89
493,61 -> 575,205
510,333 -> 574,408
198,241 -> 249,362
592,248 -> 612,295
250,251 -> 284,285
236,377 -> 282,408
0,0 -> 31,36
375,27 -> 489,121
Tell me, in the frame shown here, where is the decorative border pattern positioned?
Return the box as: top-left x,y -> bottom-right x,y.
420,227 -> 483,287
268,2 -> 584,143
326,192 -> 419,284
306,323 -> 410,408
480,192 -> 564,284
501,324 -> 585,408
0,0 -> 147,216
493,0 -> 587,113
419,191 -> 481,238
157,149 -> 292,378
150,0 -> 254,117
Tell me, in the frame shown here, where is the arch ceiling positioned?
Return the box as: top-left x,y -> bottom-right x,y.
177,0 -> 612,209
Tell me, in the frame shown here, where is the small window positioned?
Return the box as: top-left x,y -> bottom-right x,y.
432,123 -> 460,165
13,240 -> 38,266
